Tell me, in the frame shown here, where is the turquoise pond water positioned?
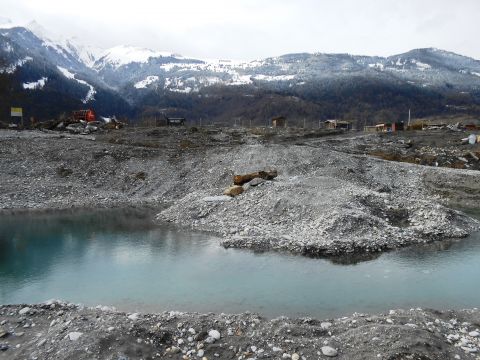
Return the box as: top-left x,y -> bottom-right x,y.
0,208 -> 479,318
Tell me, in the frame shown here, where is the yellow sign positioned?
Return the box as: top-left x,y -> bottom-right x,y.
11,107 -> 23,117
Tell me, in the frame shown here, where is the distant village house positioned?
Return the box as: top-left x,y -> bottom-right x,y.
272,116 -> 286,128
324,120 -> 351,130
365,122 -> 405,132
166,117 -> 186,126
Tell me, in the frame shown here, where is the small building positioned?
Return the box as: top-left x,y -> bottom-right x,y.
166,117 -> 186,126
272,116 -> 286,128
325,120 -> 351,130
364,125 -> 377,133
375,122 -> 405,132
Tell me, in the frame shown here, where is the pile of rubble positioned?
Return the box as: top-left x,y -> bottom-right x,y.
37,118 -> 125,135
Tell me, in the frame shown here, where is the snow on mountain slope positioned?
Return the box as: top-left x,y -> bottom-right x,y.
0,56 -> 33,74
3,20 -> 480,100
134,75 -> 159,89
23,77 -> 47,90
57,66 -> 96,103
94,45 -> 181,70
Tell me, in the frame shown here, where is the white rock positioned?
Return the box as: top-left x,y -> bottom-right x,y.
18,307 -> 30,315
321,346 -> 338,357
107,327 -> 115,332
321,322 -> 332,330
197,349 -> 204,357
37,339 -> 46,347
208,329 -> 221,340
469,331 -> 479,337
67,332 -> 83,341
127,313 -> 139,321
292,353 -> 300,360
461,346 -> 477,353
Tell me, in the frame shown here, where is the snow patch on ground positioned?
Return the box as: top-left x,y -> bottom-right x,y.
253,74 -> 295,81
23,77 -> 47,90
134,75 -> 159,89
369,63 -> 384,70
412,60 -> 431,71
227,74 -> 252,86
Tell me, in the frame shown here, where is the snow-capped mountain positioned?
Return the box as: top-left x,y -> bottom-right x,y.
1,19 -> 480,123
0,20 -> 132,119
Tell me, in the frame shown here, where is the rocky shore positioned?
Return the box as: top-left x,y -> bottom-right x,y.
2,128 -> 480,359
1,302 -> 479,360
1,128 -> 480,258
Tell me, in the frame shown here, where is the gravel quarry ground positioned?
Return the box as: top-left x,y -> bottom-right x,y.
1,127 -> 479,257
1,127 -> 480,359
1,302 -> 480,360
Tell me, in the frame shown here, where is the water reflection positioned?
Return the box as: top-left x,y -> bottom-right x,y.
1,209 -> 480,318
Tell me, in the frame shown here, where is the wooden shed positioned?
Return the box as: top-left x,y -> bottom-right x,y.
272,116 -> 286,128
325,120 -> 351,130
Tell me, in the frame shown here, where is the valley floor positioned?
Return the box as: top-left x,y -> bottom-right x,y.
1,127 -> 479,257
1,127 -> 480,359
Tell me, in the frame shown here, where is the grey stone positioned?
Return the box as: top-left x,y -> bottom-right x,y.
321,346 -> 338,357
67,332 -> 83,341
18,307 -> 30,315
249,177 -> 265,186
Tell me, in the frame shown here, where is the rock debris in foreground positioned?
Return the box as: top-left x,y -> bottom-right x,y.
0,303 -> 479,359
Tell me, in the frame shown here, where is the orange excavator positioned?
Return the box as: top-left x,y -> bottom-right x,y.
72,109 -> 96,123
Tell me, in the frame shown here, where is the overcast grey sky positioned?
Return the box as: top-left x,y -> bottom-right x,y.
2,0 -> 479,60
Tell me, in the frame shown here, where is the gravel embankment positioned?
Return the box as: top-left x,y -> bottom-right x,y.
1,129 -> 479,257
1,302 -> 479,359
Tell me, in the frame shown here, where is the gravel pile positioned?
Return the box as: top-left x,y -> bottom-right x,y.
158,143 -> 479,256
1,129 -> 479,257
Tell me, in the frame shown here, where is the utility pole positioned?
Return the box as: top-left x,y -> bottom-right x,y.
408,109 -> 411,127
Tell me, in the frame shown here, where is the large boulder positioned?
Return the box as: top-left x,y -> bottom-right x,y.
224,185 -> 244,197
233,169 -> 278,185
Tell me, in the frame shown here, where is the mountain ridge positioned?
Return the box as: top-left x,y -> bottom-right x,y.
1,21 -> 480,125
